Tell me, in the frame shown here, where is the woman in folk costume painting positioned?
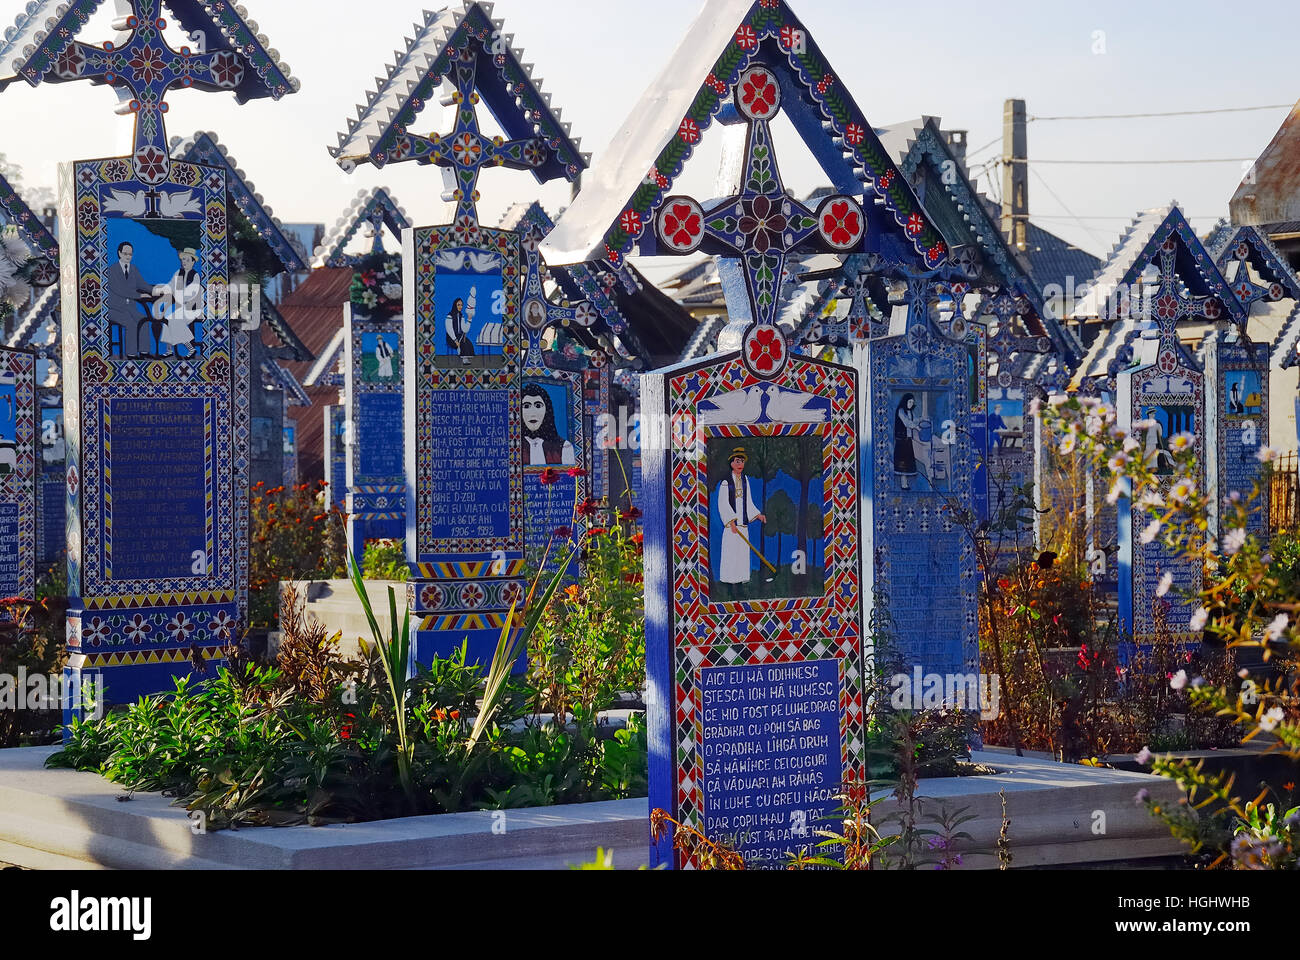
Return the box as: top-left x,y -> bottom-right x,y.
521,383 -> 576,466
893,393 -> 921,490
154,247 -> 203,355
375,335 -> 395,380
715,447 -> 766,596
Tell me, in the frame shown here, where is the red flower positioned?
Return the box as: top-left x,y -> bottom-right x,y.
553,526 -> 573,540
705,73 -> 727,95
822,200 -> 862,247
735,25 -> 758,49
538,468 -> 559,486
576,498 -> 600,518
906,212 -> 925,237
631,532 -> 644,546
740,71 -> 777,117
678,119 -> 701,144
621,507 -> 643,521
738,194 -> 788,254
997,579 -> 1012,590
620,209 -> 643,235
747,327 -> 784,373
845,123 -> 866,146
567,466 -> 587,478
662,202 -> 702,249
586,527 -> 609,539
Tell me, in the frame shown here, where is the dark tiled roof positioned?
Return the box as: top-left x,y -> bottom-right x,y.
1023,222 -> 1103,294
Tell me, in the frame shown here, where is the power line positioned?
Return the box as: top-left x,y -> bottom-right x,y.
1029,167 -> 1110,250
1023,157 -> 1254,166
1030,103 -> 1292,122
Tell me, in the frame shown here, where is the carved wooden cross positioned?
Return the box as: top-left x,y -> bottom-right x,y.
651,65 -> 866,379
47,0 -> 252,186
979,290 -> 1052,389
1145,234 -> 1223,375
385,42 -> 547,232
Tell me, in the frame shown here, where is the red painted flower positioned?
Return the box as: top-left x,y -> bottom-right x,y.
927,241 -> 947,262
125,614 -> 151,644
662,201 -> 703,249
735,25 -> 758,49
604,244 -> 622,264
844,123 -> 866,146
678,118 -> 701,144
906,212 -> 925,237
705,73 -> 727,95
167,612 -> 195,642
879,169 -> 895,190
779,25 -> 800,49
822,200 -> 862,247
817,75 -> 835,94
647,166 -> 670,189
747,326 -> 784,373
738,194 -> 788,254
452,132 -> 483,167
620,209 -> 643,235
740,71 -> 777,117
1155,293 -> 1180,320
128,44 -> 166,86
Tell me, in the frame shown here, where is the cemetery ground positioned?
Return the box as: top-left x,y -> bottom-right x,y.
1,423 -> 1298,873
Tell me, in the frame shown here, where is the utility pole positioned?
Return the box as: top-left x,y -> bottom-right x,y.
1001,98 -> 1029,252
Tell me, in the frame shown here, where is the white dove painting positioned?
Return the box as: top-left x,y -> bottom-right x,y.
698,386 -> 764,426
158,189 -> 202,218
763,386 -> 829,424
102,189 -> 149,218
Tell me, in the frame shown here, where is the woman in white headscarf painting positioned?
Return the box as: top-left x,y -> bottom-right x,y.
153,247 -> 203,356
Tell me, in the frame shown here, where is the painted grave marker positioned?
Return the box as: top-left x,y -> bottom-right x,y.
332,2 -> 587,665
542,0 -> 950,867
0,0 -> 297,709
0,347 -> 35,603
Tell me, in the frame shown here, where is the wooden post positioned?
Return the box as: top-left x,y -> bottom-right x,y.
1001,99 -> 1029,252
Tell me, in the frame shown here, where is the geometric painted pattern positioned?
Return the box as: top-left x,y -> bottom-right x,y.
0,347 -> 37,601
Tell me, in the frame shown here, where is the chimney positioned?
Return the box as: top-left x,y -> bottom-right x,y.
1001,99 -> 1028,252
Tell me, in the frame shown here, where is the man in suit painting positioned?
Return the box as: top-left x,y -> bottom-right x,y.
106,242 -> 156,357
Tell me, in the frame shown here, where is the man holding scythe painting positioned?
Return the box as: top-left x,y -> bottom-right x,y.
716,447 -> 770,599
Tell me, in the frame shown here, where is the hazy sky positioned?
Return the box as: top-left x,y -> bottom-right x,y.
1,0 -> 1296,273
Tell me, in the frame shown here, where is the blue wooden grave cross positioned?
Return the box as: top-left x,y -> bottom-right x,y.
979,289 -> 1053,389
1146,236 -> 1224,376
388,47 -> 547,231
44,0 -> 259,194
650,64 -> 867,379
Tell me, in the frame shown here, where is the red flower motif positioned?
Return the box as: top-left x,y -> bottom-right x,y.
604,244 -> 621,264
662,201 -> 703,249
821,200 -> 862,248
1155,294 -> 1180,320
79,276 -> 101,312
779,25 -> 800,49
845,123 -> 866,146
125,614 -> 151,644
452,132 -> 483,167
678,119 -> 701,144
705,73 -> 727,95
82,356 -> 108,385
647,166 -> 670,189
740,71 -> 777,117
879,169 -> 895,190
735,25 -> 758,50
747,326 -> 785,373
817,75 -> 835,94
906,212 -> 925,237
738,194 -> 788,254
128,44 -> 165,86
620,209 -> 643,235
928,241 -> 947,262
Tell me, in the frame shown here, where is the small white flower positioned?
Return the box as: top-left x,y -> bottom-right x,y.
1136,746 -> 1153,765
1123,437 -> 1140,453
1080,396 -> 1100,410
1138,491 -> 1166,509
1257,446 -> 1280,464
1169,433 -> 1195,454
1189,607 -> 1210,631
1059,434 -> 1077,455
1156,572 -> 1174,597
1095,403 -> 1115,422
1048,394 -> 1070,408
1265,614 -> 1290,643
1140,519 -> 1162,544
1223,529 -> 1248,555
1108,452 -> 1129,472
1227,490 -> 1242,504
1238,668 -> 1251,679
1086,416 -> 1104,437
1170,670 -> 1188,691
1169,480 -> 1194,504
1259,707 -> 1285,732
